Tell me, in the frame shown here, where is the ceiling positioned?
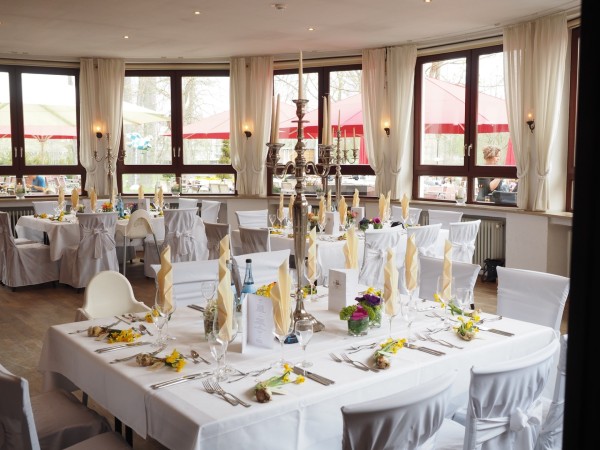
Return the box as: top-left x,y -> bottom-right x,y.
0,0 -> 580,64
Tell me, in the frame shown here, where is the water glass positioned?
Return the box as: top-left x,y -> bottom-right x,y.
295,319 -> 313,368
436,275 -> 455,325
455,288 -> 472,314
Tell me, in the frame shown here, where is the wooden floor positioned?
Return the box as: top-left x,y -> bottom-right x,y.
0,258 -> 568,449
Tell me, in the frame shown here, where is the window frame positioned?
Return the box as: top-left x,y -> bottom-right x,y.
566,26 -> 580,213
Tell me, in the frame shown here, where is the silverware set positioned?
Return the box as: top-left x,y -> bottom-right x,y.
414,332 -> 463,349
329,353 -> 379,373
227,366 -> 272,383
404,343 -> 445,356
68,319 -> 120,334
346,342 -> 378,354
202,380 -> 251,407
150,372 -> 212,389
109,343 -> 166,364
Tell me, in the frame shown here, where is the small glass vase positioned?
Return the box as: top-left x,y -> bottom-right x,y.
369,307 -> 382,328
14,177 -> 27,199
170,177 -> 181,197
347,317 -> 370,336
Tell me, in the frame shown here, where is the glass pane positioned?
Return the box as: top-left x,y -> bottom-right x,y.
474,177 -> 518,204
475,52 -> 512,168
123,76 -> 172,166
0,71 -> 12,166
0,175 -> 16,196
182,174 -> 235,194
181,76 -> 230,165
325,174 -> 375,197
420,58 -> 467,166
419,175 -> 467,201
26,174 -> 81,196
121,173 -> 175,195
22,73 -> 78,166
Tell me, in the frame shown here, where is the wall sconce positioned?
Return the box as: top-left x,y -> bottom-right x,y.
95,126 -> 103,139
526,113 -> 535,133
383,122 -> 390,137
243,125 -> 252,139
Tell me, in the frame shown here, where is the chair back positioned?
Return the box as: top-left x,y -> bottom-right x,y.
162,208 -> 208,262
205,222 -> 230,260
391,205 -> 422,226
463,338 -> 559,450
359,226 -> 403,287
178,198 -> 198,210
449,219 -> 481,263
233,249 -> 291,290
407,223 -> 442,257
235,209 -> 268,228
32,201 -> 59,215
151,259 -> 219,304
341,371 -> 457,450
239,226 -> 270,254
497,266 -> 570,332
124,208 -> 156,240
77,213 -> 118,259
78,270 -> 150,320
418,255 -> 480,302
428,210 -> 463,230
201,200 -> 221,223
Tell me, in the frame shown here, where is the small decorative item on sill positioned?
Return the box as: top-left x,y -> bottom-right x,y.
340,304 -> 370,336
15,178 -> 27,199
170,177 -> 181,197
455,186 -> 466,205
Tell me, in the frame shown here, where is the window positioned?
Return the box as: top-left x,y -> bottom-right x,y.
566,26 -> 580,212
413,46 -> 517,206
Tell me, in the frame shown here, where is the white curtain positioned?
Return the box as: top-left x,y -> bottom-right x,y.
386,46 -> 417,200
230,56 -> 274,196
79,59 -> 100,191
503,22 -> 534,210
361,49 -> 388,195
532,13 -> 568,211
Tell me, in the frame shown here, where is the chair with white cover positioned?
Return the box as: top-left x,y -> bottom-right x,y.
0,212 -> 60,290
341,371 -> 458,450
235,209 -> 268,228
391,205 -> 422,226
32,201 -> 59,215
239,226 -> 271,254
359,226 -> 403,287
0,362 -> 130,450
428,210 -> 463,230
435,337 -> 560,450
407,223 -> 442,257
535,334 -> 568,450
75,270 -> 150,321
178,197 -> 198,210
449,219 -> 481,263
152,259 -> 219,305
205,222 -> 230,260
417,255 -> 480,302
161,208 -> 209,263
118,208 -> 160,277
201,200 -> 221,223
58,213 -> 119,289
233,249 -> 291,293
496,266 -> 570,332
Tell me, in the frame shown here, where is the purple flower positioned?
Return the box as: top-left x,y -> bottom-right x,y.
360,293 -> 382,307
350,305 -> 369,320
372,217 -> 382,224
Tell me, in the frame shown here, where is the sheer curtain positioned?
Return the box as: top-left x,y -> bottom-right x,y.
386,46 -> 417,200
79,59 -> 100,192
361,48 -> 388,196
230,56 -> 274,196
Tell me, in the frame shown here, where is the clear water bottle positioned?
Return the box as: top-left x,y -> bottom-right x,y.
227,259 -> 238,309
241,258 -> 257,296
116,194 -> 125,218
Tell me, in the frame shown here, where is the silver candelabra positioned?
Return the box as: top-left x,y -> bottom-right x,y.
325,128 -> 358,206
94,131 -> 125,201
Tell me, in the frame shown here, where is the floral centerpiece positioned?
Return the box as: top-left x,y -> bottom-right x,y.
453,316 -> 479,341
355,287 -> 383,328
346,210 -> 358,228
106,328 -> 142,343
136,348 -> 187,372
372,217 -> 383,229
101,201 -> 113,212
358,217 -> 371,231
340,304 -> 370,336
254,363 -> 305,403
373,337 -> 407,369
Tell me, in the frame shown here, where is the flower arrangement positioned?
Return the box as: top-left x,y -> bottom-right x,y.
171,182 -> 181,194
136,349 -> 187,372
87,325 -> 119,337
433,293 -> 481,320
340,304 -> 370,336
358,217 -> 371,231
346,210 -> 358,226
372,217 -> 383,229
254,363 -> 305,403
101,202 -> 113,212
106,328 -> 142,343
36,213 -> 49,219
256,282 -> 277,298
373,337 -> 407,369
453,316 -> 479,341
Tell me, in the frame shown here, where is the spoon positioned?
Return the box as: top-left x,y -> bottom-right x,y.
139,323 -> 153,336
191,350 -> 211,365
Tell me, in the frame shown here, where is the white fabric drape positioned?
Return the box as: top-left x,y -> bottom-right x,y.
503,22 -> 534,210
361,49 -> 388,195
531,13 -> 568,211
386,46 -> 417,200
79,59 -> 100,192
230,56 -> 274,196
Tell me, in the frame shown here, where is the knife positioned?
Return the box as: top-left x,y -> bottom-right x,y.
477,326 -> 514,337
404,343 -> 445,356
292,366 -> 335,385
151,372 -> 212,389
95,341 -> 151,353
187,304 -> 205,312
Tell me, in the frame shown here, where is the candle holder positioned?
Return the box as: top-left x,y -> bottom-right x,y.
330,128 -> 358,205
94,132 -> 125,200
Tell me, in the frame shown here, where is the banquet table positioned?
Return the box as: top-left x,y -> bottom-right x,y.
39,293 -> 556,450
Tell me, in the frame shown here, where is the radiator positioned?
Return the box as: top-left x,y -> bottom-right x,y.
1,206 -> 35,237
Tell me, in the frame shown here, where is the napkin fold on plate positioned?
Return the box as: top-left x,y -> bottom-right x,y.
318,196 -> 326,225
352,188 -> 360,208
157,245 -> 174,313
307,227 -> 317,280
326,189 -> 332,212
378,193 -> 386,221
71,188 -> 79,209
386,190 -> 391,216
401,193 -> 410,221
138,184 -> 144,199
344,226 -> 358,269
338,195 -> 347,226
278,193 -> 285,222
442,240 -> 453,300
405,234 -> 418,293
58,186 -> 65,206
90,187 -> 97,212
217,235 -> 234,341
271,259 -> 291,336
288,194 -> 295,223
157,187 -> 164,208
384,248 -> 400,316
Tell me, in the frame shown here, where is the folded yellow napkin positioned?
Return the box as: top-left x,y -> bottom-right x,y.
307,227 -> 317,280
217,235 -> 234,341
318,195 -> 326,225
326,190 -> 332,212
90,188 -> 97,212
158,187 -> 164,207
288,194 -> 295,223
154,186 -> 159,207
386,191 -> 391,216
58,186 -> 65,205
344,226 -> 358,269
405,234 -> 418,293
157,245 -> 174,313
352,188 -> 360,208
71,188 -> 79,209
442,240 -> 453,300
384,248 -> 400,316
271,259 -> 292,336
138,185 -> 144,199
378,193 -> 386,221
401,193 -> 410,221
278,193 -> 285,221
338,195 -> 347,226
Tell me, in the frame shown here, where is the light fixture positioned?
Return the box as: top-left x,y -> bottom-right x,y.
526,113 -> 535,133
384,121 -> 390,137
244,126 -> 252,139
95,126 -> 103,139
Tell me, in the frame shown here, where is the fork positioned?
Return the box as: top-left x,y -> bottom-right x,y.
329,352 -> 369,372
68,319 -> 119,334
202,380 -> 238,406
227,366 -> 271,383
109,343 -> 166,364
211,381 -> 251,407
346,342 -> 378,353
415,332 -> 463,349
341,353 -> 379,372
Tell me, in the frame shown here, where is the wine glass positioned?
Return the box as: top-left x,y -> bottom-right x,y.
318,216 -> 327,236
207,316 -> 229,382
268,213 -> 276,231
436,275 -> 456,325
455,287 -> 472,314
272,303 -> 294,368
151,289 -> 174,347
222,315 -> 240,376
304,258 -> 321,302
201,280 -> 217,305
277,208 -> 285,228
383,291 -> 401,339
295,319 -> 313,368
400,294 -> 417,342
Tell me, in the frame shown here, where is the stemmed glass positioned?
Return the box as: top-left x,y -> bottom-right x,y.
304,258 -> 321,302
201,280 -> 217,305
318,216 -> 327,237
455,288 -> 472,314
207,313 -> 229,382
294,319 -> 313,368
277,208 -> 285,229
151,289 -> 175,347
383,291 -> 401,339
272,302 -> 294,368
436,275 -> 456,326
400,294 -> 417,342
268,213 -> 277,232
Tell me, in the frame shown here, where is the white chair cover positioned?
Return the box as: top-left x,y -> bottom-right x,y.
391,205 -> 422,226
407,223 -> 442,257
239,226 -> 270,254
0,362 -> 111,450
201,200 -> 221,223
235,209 -> 268,228
437,338 -> 559,450
117,208 -> 160,277
204,222 -> 230,260
418,255 -> 480,302
233,249 -> 291,290
428,210 -> 463,230
58,213 -> 119,289
535,334 -> 567,450
32,201 -> 59,215
497,266 -> 570,332
0,212 -> 60,288
359,227 -> 403,288
75,271 -> 150,321
178,198 -> 198,210
449,219 -> 481,263
161,208 -> 208,263
151,259 -> 219,305
341,371 -> 458,450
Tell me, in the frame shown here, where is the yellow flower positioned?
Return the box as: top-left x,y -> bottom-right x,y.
256,282 -> 277,298
107,328 -> 141,343
433,292 -> 446,308
295,375 -> 305,384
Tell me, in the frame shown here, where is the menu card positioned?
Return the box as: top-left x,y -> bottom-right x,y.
351,206 -> 365,222
325,211 -> 340,235
242,293 -> 275,352
328,268 -> 358,312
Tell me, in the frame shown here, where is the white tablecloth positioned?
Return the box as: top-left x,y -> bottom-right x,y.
39,295 -> 556,450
